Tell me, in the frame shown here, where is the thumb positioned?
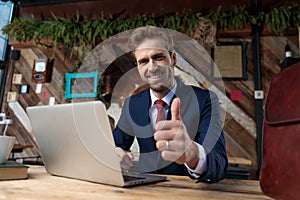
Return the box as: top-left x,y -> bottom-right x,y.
171,97 -> 181,121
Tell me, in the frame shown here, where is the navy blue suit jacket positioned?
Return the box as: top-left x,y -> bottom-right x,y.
113,79 -> 228,182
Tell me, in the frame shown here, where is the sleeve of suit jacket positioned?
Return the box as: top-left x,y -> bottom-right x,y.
113,98 -> 135,151
188,89 -> 228,183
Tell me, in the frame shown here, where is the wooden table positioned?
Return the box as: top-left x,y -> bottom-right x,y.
0,166 -> 273,200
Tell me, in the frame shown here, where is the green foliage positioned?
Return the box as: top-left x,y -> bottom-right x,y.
265,3 -> 300,35
2,11 -> 204,59
206,5 -> 258,30
1,17 -> 40,41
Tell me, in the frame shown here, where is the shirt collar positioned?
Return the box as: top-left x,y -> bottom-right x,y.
150,80 -> 177,107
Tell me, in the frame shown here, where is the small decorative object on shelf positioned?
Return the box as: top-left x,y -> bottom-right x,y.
32,58 -> 48,83
6,91 -> 18,102
19,84 -> 30,94
284,42 -> 292,58
280,41 -> 300,71
32,58 -> 54,83
12,74 -> 22,85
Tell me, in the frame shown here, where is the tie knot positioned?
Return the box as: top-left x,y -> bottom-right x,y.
154,99 -> 166,107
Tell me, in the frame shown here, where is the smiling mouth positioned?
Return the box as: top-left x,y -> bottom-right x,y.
147,74 -> 162,79
145,71 -> 166,84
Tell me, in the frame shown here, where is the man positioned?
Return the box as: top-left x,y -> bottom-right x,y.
113,26 -> 227,182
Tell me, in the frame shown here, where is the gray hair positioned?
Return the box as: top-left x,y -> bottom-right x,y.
128,26 -> 174,52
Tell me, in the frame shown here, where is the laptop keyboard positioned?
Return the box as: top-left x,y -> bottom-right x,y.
123,175 -> 145,182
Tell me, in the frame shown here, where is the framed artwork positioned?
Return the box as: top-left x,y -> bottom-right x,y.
64,71 -> 98,99
12,74 -> 22,84
19,84 -> 30,94
7,91 -> 18,102
211,41 -> 247,80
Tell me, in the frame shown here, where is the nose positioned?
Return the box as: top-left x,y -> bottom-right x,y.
147,59 -> 158,71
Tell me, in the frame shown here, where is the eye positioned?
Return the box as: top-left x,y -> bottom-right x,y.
138,58 -> 149,66
153,54 -> 166,61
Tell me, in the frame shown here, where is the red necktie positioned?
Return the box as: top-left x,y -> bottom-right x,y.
154,99 -> 166,123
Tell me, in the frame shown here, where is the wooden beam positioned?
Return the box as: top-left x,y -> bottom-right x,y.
218,26 -> 299,38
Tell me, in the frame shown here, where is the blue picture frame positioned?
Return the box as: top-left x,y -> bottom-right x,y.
64,71 -> 98,99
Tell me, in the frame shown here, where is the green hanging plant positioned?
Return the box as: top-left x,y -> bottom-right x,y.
265,6 -> 291,35
206,5 -> 255,30
264,3 -> 300,35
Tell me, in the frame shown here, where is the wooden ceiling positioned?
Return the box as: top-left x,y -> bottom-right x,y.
16,0 -> 300,19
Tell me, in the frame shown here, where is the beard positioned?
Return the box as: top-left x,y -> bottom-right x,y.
147,76 -> 174,97
149,84 -> 170,93
139,64 -> 175,96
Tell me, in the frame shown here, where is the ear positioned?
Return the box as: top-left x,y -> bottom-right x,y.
171,52 -> 177,66
131,51 -> 138,66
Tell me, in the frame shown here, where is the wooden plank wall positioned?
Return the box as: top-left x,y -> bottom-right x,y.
2,46 -> 76,162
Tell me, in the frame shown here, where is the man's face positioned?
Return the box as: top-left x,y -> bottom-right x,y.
134,38 -> 175,95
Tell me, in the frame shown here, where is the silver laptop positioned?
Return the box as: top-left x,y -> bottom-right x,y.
26,101 -> 166,187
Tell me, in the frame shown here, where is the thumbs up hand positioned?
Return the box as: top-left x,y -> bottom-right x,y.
170,96 -> 181,121
154,97 -> 200,169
